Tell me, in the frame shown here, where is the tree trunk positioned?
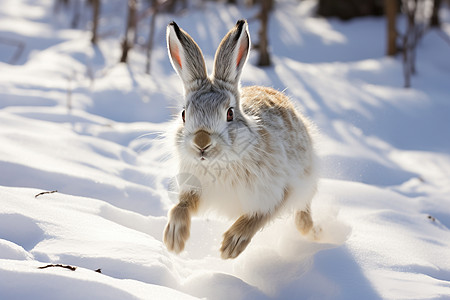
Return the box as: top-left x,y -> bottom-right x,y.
257,0 -> 273,67
120,0 -> 137,63
71,0 -> 81,28
403,0 -> 417,88
318,0 -> 384,20
384,0 -> 398,56
166,0 -> 179,13
91,0 -> 101,45
146,0 -> 159,74
430,0 -> 442,27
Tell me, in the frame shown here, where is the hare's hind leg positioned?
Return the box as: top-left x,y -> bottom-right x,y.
295,206 -> 322,240
220,188 -> 292,259
295,206 -> 313,235
220,213 -> 270,259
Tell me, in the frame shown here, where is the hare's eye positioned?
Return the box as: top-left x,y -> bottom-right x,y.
181,110 -> 185,123
227,108 -> 234,122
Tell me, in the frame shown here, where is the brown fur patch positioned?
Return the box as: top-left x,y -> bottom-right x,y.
242,86 -> 302,148
241,86 -> 295,110
295,207 -> 313,235
177,191 -> 200,212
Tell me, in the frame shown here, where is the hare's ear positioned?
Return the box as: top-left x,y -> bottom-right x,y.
167,22 -> 208,93
212,20 -> 250,87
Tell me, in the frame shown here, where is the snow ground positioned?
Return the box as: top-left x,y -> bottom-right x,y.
1,0 -> 450,299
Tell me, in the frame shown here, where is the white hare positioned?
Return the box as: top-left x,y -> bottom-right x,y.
163,20 -> 319,259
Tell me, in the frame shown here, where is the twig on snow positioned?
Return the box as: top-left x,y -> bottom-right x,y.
38,264 -> 77,271
34,190 -> 58,198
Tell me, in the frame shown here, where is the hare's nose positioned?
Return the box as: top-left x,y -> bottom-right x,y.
193,130 -> 211,150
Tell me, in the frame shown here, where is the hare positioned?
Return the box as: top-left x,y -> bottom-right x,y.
163,20 -> 319,259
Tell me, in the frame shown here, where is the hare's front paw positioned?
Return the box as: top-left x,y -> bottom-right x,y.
220,228 -> 252,259
163,213 -> 190,254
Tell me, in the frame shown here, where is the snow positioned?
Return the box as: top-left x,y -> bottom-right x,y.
1,0 -> 450,299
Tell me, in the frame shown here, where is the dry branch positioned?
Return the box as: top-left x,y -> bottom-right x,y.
38,264 -> 77,271
34,190 -> 58,198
